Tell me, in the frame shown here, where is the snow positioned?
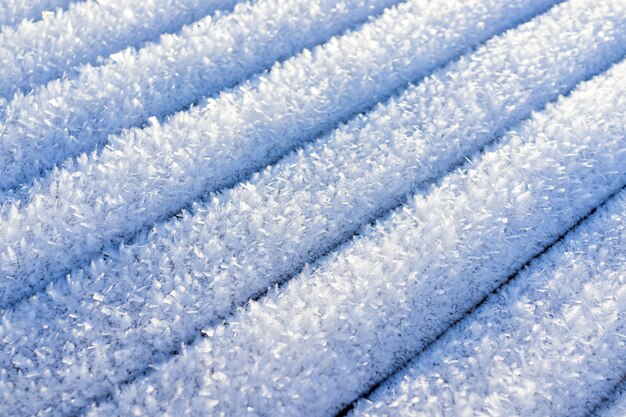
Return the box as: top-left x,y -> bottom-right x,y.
595,382 -> 626,417
90,31 -> 626,417
0,0 -> 236,99
0,0 -> 76,28
0,0 -> 401,192
0,0 -> 555,306
0,0 -> 624,415
3,0 -> 621,413
351,189 -> 626,417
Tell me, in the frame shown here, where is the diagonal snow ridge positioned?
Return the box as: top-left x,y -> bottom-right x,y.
349,189 -> 626,417
89,54 -> 626,417
0,0 -> 558,307
0,0 -> 624,415
0,0 -> 77,28
594,381 -> 626,417
0,0 -> 404,194
0,0 -> 239,99
0,1 -> 624,416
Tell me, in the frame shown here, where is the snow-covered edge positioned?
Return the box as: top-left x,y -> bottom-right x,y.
594,380 -> 626,417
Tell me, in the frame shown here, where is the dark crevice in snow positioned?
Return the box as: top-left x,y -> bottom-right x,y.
586,375 -> 626,417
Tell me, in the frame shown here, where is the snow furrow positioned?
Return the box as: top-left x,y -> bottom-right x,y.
0,1 -> 619,414
0,0 -> 557,307
0,0 -> 404,193
0,0 -> 238,99
89,57 -> 626,417
349,189 -> 626,417
0,0 -> 76,29
594,381 -> 626,417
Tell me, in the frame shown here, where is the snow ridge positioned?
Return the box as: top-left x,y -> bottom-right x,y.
595,381 -> 626,417
0,1 -> 624,416
1,0 -> 620,414
89,48 -> 626,417
0,0 -> 402,193
0,0 -> 238,99
0,0 -> 557,307
0,0 -> 76,28
350,189 -> 626,417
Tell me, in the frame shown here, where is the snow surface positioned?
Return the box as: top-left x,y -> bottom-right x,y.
0,0 -> 401,193
595,381 -> 626,417
0,0 -> 624,416
0,0 -> 557,307
86,49 -> 626,416
0,0 -> 76,29
0,0 -> 236,99
350,189 -> 626,417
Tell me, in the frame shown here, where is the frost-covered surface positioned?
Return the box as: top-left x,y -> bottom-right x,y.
2,0 -> 622,414
350,190 -> 626,417
595,382 -> 626,417
0,0 -> 557,307
89,43 -> 626,417
0,0 -> 76,28
0,0 -> 402,192
1,0 -> 625,416
0,0 -> 237,99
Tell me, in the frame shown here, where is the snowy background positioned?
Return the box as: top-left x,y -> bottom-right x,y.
0,0 -> 624,415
